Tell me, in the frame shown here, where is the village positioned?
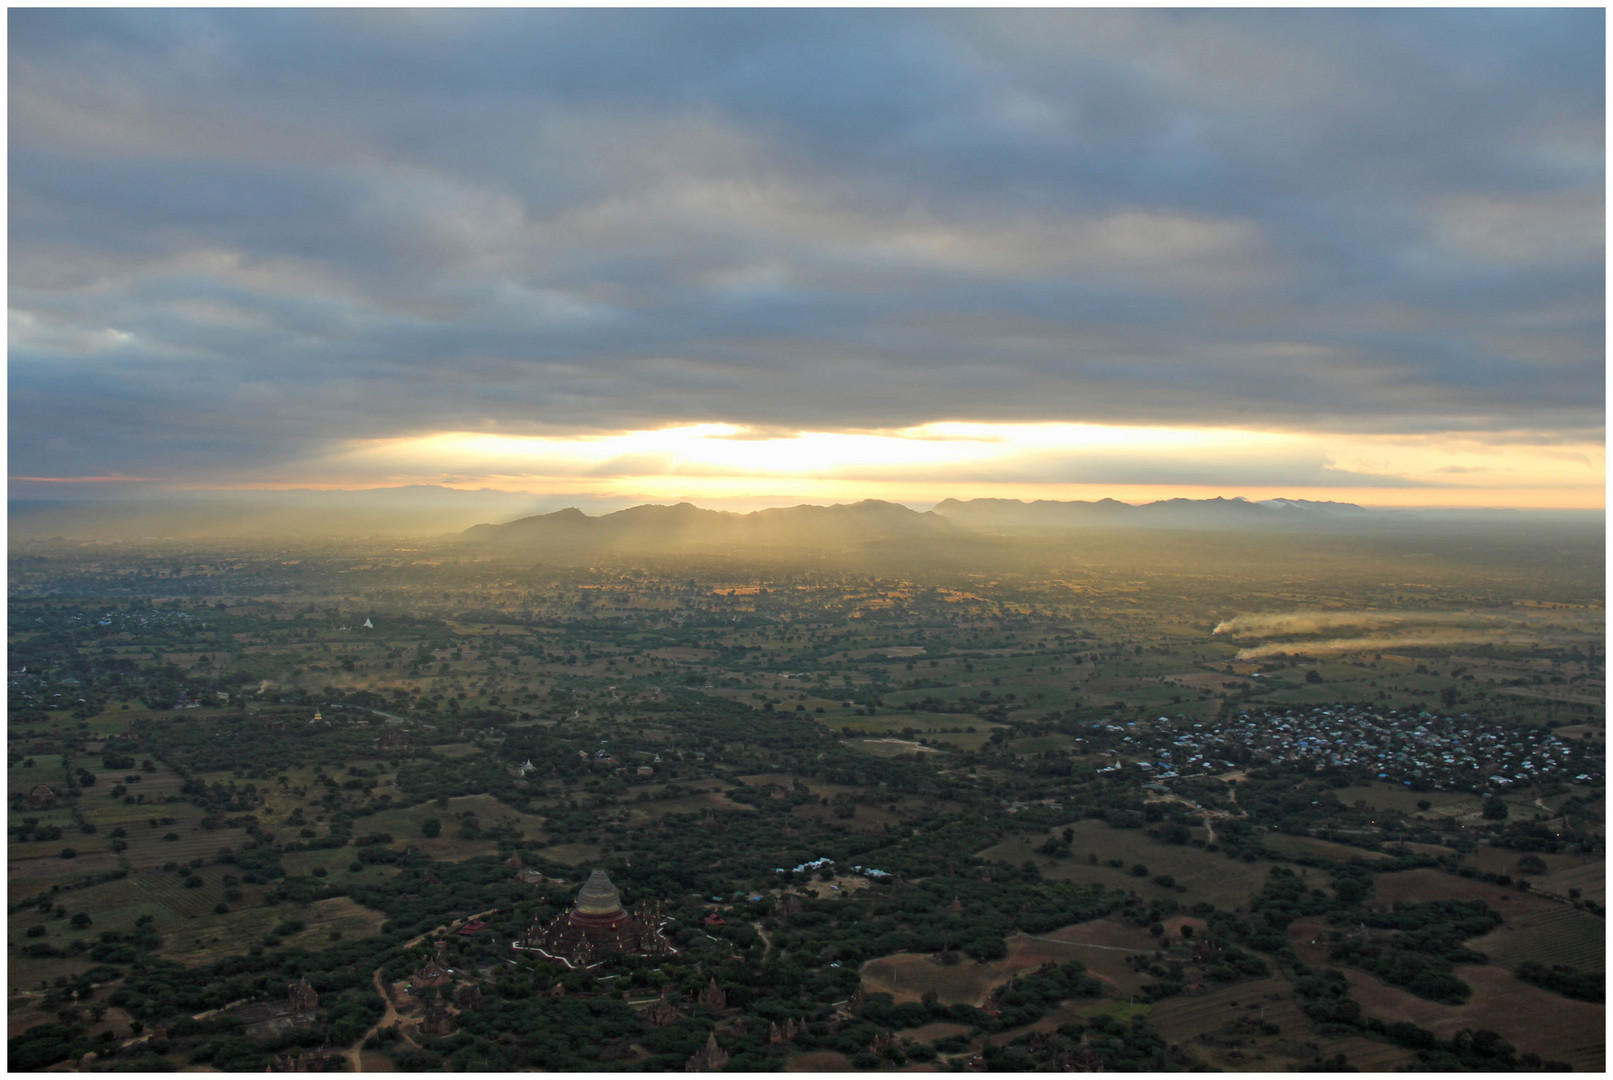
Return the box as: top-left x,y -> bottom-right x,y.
1102,705 -> 1601,793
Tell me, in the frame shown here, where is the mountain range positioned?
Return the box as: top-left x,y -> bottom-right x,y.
457,495 -> 1376,556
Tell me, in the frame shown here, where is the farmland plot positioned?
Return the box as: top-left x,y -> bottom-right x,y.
9,846 -> 122,887
1469,904 -> 1604,973
117,821 -> 253,872
860,924 -> 1148,1009
363,793 -> 548,861
1260,832 -> 1387,862
1375,867 -> 1561,915
1339,963 -> 1604,1072
978,820 -> 1275,910
159,895 -> 385,967
1535,861 -> 1605,907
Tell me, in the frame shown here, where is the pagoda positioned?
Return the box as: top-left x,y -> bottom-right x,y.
513,868 -> 676,968
409,941 -> 455,989
685,1032 -> 730,1072
286,977 -> 319,1015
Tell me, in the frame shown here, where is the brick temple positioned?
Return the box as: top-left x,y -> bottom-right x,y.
513,868 -> 676,969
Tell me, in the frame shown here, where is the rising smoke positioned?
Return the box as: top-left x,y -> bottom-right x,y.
1210,608 -> 1572,660
1211,610 -> 1472,637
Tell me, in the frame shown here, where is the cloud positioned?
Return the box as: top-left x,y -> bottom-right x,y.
7,9 -> 1604,496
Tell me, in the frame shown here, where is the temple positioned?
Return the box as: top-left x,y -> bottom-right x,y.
513,868 -> 676,968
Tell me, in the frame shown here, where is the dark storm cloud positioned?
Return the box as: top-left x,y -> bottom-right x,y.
8,8 -> 1603,484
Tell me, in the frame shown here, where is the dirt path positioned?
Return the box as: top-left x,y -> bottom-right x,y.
340,910 -> 502,1070
1026,934 -> 1148,954
754,921 -> 774,958
344,964 -> 430,1071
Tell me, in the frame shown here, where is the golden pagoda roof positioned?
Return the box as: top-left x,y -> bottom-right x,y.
574,868 -> 624,916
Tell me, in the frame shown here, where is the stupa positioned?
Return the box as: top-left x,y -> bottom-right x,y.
513,868 -> 676,968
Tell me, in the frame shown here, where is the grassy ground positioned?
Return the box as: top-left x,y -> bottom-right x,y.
360,794 -> 548,861
859,921 -> 1152,1010
1459,844 -> 1598,877
1147,977 -> 1304,1070
1330,783 -> 1481,816
1534,861 -> 1605,906
158,895 -> 386,967
1468,904 -> 1604,972
1339,963 -> 1604,1072
279,847 -> 406,887
1260,833 -> 1388,862
537,842 -> 603,868
623,791 -> 754,823
1374,868 -> 1562,915
784,1050 -> 853,1071
978,820 -> 1278,910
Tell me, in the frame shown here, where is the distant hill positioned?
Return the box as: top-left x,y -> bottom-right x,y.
459,499 -> 959,555
929,495 -> 1368,531
454,494 -> 1397,561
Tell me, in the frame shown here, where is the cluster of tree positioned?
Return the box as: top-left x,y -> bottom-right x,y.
976,960 -> 1103,1029
8,1022 -> 95,1072
1513,961 -> 1603,1003
1328,899 -> 1502,1004
761,869 -> 1122,966
1292,966 -> 1363,1027
980,1014 -> 1194,1071
137,712 -> 377,775
1380,1019 -> 1571,1071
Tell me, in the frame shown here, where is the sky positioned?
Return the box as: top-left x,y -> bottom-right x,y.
8,8 -> 1606,512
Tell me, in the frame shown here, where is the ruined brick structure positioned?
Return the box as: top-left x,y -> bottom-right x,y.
685,1032 -> 730,1072
286,977 -> 318,1015
697,977 -> 727,1010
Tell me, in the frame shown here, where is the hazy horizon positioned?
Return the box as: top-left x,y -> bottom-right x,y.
9,10 -> 1605,516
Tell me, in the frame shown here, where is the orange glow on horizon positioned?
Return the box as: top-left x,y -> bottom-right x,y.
13,420 -> 1602,512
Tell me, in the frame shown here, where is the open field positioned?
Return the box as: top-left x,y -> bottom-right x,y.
1374,867 -> 1562,915
1260,832 -> 1388,862
1460,844 -> 1598,878
537,842 -> 603,868
159,895 -> 386,967
361,794 -> 548,860
1341,963 -> 1604,1071
9,849 -> 125,894
860,920 -> 1152,1009
1147,977 -> 1359,1071
1332,783 -> 1486,816
1535,861 -> 1606,906
979,820 -> 1277,910
786,1050 -> 854,1070
279,846 -> 408,887
624,790 -> 754,822
7,956 -> 105,997
1468,903 -> 1604,972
